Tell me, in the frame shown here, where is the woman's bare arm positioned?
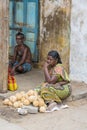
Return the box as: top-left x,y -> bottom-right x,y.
44,62 -> 58,84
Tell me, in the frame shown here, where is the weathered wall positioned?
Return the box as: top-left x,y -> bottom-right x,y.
0,0 -> 9,92
39,0 -> 71,72
70,0 -> 87,83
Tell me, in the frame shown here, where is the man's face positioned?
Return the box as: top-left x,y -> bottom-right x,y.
16,35 -> 24,45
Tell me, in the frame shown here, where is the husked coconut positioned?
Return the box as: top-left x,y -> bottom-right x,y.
33,100 -> 39,107
18,101 -> 23,108
19,102 -> 23,108
9,96 -> 17,103
37,95 -> 44,100
28,95 -> 37,103
3,99 -> 10,105
20,91 -> 25,96
13,101 -> 20,108
38,100 -> 45,107
27,90 -> 34,96
39,106 -> 46,113
33,91 -> 38,97
21,97 -> 26,102
38,98 -> 45,107
23,99 -> 30,106
8,101 -> 13,106
15,93 -> 22,100
37,95 -> 41,99
23,94 -> 29,99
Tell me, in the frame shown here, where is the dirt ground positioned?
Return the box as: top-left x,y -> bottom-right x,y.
4,68 -> 87,98
0,68 -> 87,130
0,98 -> 87,130
0,98 -> 86,121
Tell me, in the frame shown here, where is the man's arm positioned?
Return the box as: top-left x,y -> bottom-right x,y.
12,46 -> 17,63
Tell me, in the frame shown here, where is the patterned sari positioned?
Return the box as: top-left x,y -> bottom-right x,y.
38,64 -> 71,103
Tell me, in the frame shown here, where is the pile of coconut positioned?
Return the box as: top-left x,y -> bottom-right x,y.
3,90 -> 47,113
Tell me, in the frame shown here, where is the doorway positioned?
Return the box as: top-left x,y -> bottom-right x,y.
9,0 -> 39,62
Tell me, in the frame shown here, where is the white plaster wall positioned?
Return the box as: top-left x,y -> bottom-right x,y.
70,0 -> 87,83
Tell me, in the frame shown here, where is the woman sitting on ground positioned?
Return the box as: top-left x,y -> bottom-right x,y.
36,50 -> 71,109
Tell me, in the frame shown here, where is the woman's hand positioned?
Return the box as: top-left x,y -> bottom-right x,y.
41,82 -> 49,88
44,61 -> 50,69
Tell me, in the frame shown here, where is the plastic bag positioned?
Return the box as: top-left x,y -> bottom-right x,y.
8,74 -> 18,91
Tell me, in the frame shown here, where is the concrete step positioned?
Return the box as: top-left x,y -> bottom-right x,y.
65,81 -> 87,102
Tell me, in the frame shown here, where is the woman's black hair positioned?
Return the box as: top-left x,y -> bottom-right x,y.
48,50 -> 62,64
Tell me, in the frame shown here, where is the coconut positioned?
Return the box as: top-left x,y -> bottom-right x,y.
23,99 -> 30,106
39,106 -> 46,113
9,96 -> 17,103
38,98 -> 45,107
33,91 -> 38,97
19,102 -> 23,108
13,101 -> 20,108
15,93 -> 22,100
20,91 -> 25,96
17,101 -> 23,108
28,95 -> 37,103
23,94 -> 29,99
38,100 -> 45,107
8,101 -> 13,106
27,90 -> 34,96
3,99 -> 10,105
33,100 -> 39,107
21,97 -> 26,102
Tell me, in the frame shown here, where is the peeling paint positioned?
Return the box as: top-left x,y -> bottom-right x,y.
39,0 -> 71,72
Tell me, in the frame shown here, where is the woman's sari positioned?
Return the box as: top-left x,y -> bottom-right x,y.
37,64 -> 71,103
